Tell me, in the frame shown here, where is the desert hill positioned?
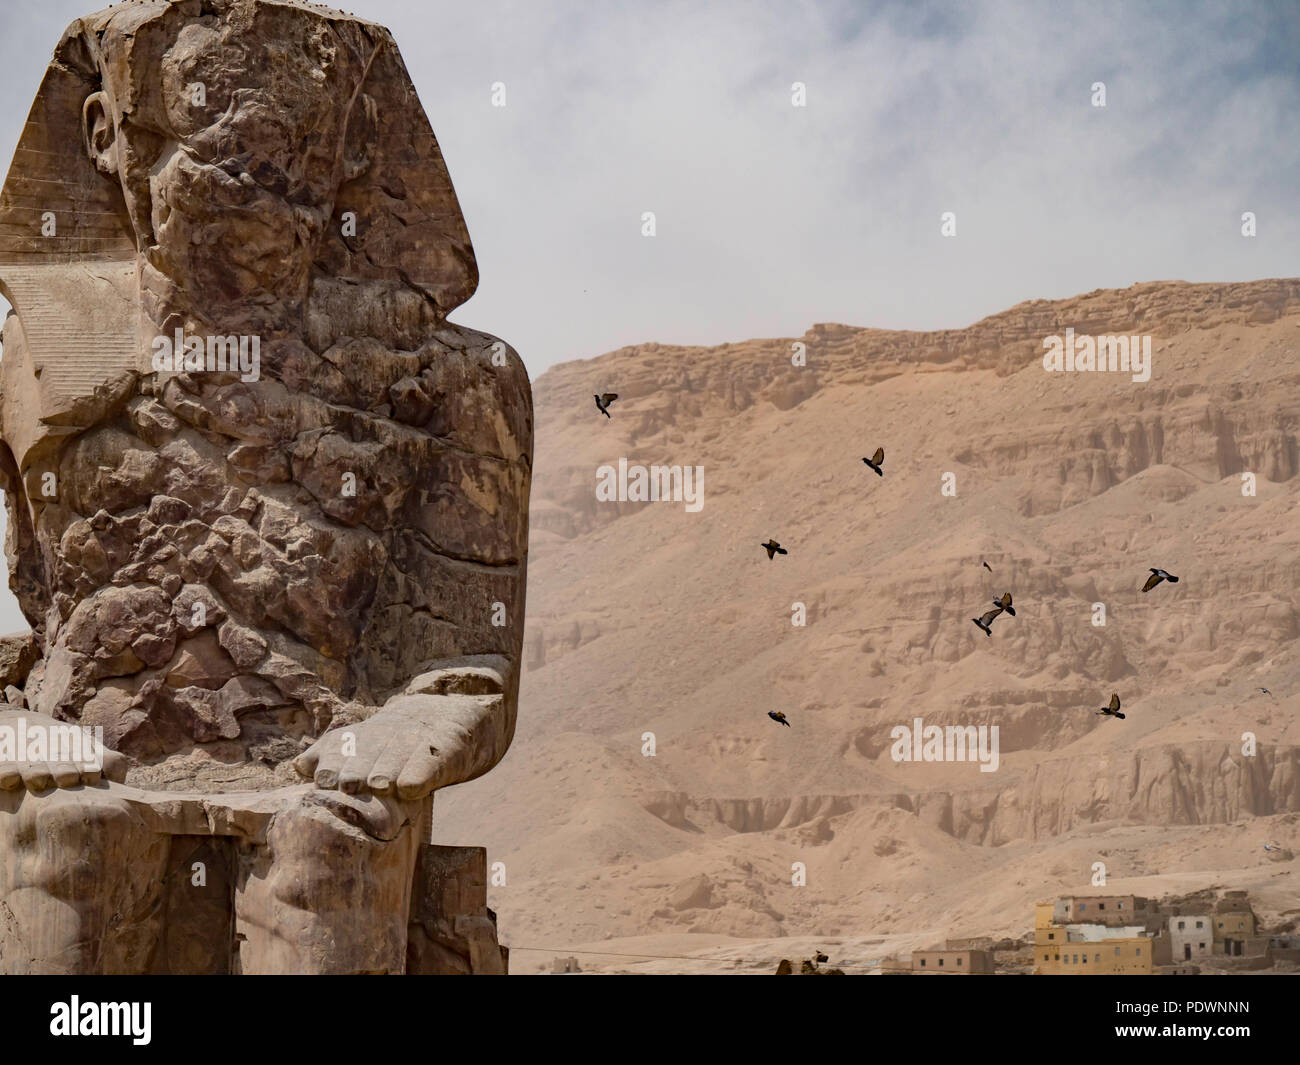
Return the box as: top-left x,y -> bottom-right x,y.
436,278 -> 1300,970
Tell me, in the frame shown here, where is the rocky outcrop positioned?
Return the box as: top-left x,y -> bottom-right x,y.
928,743 -> 1300,845
525,613 -> 609,672
0,632 -> 36,690
644,743 -> 1300,848
645,791 -> 904,834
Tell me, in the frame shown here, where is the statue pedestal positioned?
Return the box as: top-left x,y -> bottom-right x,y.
407,844 -> 509,975
0,783 -> 508,974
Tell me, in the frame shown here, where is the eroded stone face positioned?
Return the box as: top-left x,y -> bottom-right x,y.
139,8 -> 366,313
0,0 -> 531,793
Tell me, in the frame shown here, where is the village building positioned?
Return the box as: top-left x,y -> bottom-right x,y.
1052,895 -> 1155,927
1168,914 -> 1213,962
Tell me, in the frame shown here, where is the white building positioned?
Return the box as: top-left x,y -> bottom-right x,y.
1168,914 -> 1212,961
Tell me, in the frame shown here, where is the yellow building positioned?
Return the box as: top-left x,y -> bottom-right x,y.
1033,901 -> 1167,974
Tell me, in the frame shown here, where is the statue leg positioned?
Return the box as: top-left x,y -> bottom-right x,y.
0,785 -> 168,974
233,790 -> 426,974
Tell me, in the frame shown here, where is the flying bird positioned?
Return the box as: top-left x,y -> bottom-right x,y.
972,608 -> 1002,637
992,592 -> 1016,617
768,711 -> 790,727
594,392 -> 618,418
861,447 -> 885,477
1257,687 -> 1273,697
761,539 -> 788,560
1096,692 -> 1125,720
1141,568 -> 1179,592
982,561 -> 992,572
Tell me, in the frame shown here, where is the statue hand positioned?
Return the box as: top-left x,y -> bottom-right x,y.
0,708 -> 128,791
293,694 -> 486,800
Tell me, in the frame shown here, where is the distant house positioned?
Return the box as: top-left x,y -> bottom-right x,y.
1052,895 -> 1154,928
1168,915 -> 1213,962
879,944 -> 994,974
911,947 -> 994,974
552,956 -> 582,974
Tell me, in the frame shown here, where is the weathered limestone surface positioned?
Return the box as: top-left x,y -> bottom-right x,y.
407,845 -> 509,975
0,0 -> 527,973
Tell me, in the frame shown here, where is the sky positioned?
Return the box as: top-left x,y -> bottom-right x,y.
0,0 -> 1295,631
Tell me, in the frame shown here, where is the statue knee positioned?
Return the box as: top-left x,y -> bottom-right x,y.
7,790 -> 160,898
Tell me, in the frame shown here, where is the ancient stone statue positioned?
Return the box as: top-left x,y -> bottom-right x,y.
0,0 -> 530,974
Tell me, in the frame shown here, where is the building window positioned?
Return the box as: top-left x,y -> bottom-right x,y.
1099,903 -> 1106,910
938,959 -> 944,966
1082,955 -> 1087,964
1048,933 -> 1055,940
1195,921 -> 1203,929
1178,921 -> 1185,930
1136,949 -> 1141,957
920,959 -> 926,966
957,958 -> 962,966
1095,954 -> 1100,963
1079,904 -> 1086,912
1118,903 -> 1124,910
1114,947 -> 1120,956
1073,954 -> 1079,964
1198,943 -> 1205,950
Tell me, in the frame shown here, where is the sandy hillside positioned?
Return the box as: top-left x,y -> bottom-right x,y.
436,278 -> 1300,971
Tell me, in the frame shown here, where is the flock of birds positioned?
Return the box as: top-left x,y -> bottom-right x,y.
593,402 -> 1274,734
754,444 -> 1188,728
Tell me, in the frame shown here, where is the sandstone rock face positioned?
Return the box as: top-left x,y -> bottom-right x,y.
0,632 -> 36,689
0,0 -> 528,974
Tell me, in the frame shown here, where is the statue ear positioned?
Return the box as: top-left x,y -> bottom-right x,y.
82,91 -> 119,178
321,33 -> 478,317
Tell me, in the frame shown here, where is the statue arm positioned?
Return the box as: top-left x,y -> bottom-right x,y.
297,331 -> 531,801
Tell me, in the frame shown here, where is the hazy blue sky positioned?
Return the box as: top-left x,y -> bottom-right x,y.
0,0 -> 1295,631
